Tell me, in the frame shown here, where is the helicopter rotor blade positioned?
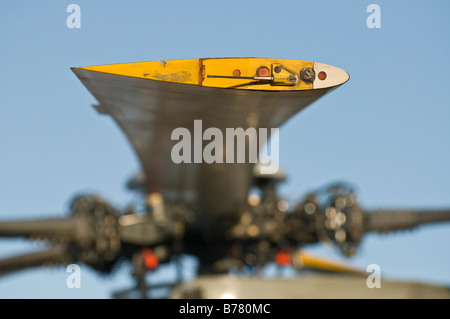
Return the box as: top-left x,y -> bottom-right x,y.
0,245 -> 69,277
364,209 -> 450,233
0,218 -> 76,241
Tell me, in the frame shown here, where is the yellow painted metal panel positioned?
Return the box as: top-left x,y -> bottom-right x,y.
75,58 -> 349,91
78,59 -> 200,85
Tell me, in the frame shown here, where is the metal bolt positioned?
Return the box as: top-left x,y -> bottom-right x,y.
288,75 -> 298,84
300,67 -> 316,83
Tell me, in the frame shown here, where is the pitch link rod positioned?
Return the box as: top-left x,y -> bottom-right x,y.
207,75 -> 274,81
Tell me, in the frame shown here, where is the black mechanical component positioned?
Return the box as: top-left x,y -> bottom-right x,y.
223,179 -> 450,266
0,181 -> 450,296
0,194 -> 179,277
288,183 -> 450,257
68,195 -> 121,271
0,195 -> 121,273
308,183 -> 366,256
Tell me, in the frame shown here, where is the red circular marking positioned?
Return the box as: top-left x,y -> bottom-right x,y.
256,66 -> 271,77
275,250 -> 292,266
318,71 -> 327,81
233,69 -> 241,77
142,248 -> 159,270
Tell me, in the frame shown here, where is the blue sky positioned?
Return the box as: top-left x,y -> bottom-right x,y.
0,1 -> 449,298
